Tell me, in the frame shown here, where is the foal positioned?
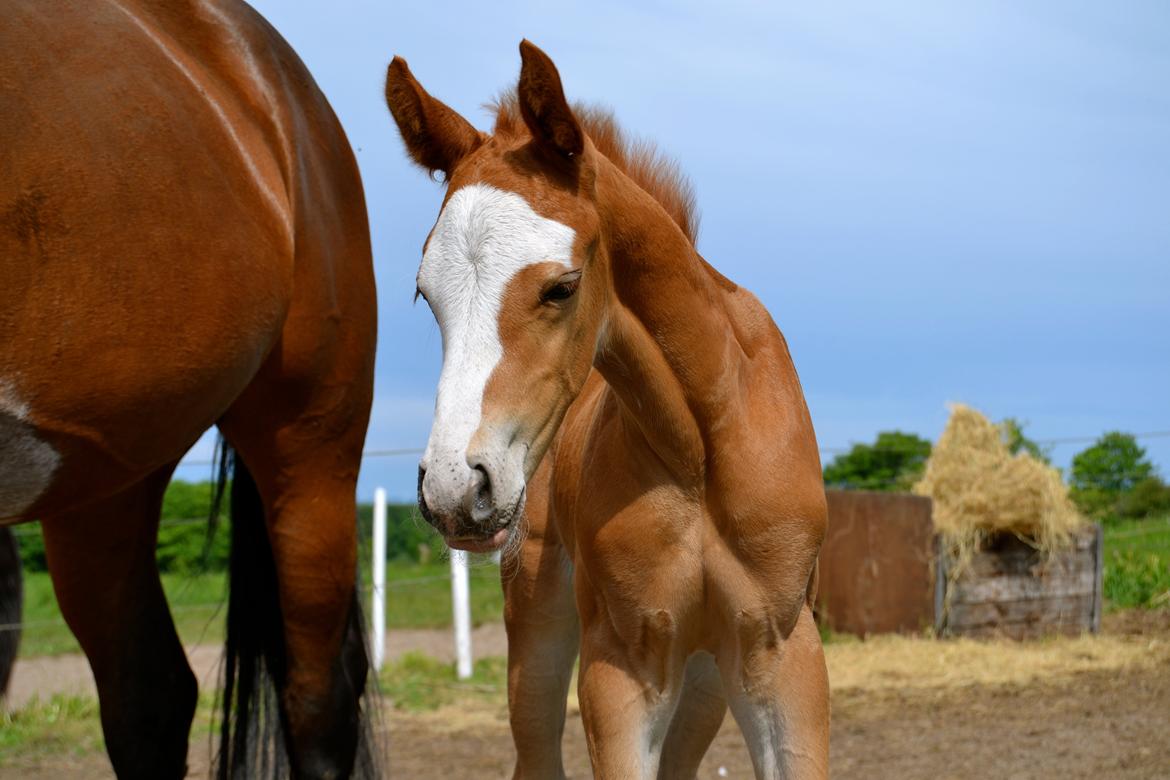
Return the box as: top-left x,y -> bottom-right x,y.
386,42 -> 829,779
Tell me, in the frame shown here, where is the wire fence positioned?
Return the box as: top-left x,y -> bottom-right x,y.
2,429 -> 1166,647
0,565 -> 503,636
167,429 -> 1170,468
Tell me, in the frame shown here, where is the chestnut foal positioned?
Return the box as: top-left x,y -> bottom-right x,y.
386,42 -> 829,779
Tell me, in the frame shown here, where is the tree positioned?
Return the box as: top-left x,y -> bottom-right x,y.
357,501 -> 445,564
822,431 -> 932,492
1117,476 -> 1170,519
999,417 -> 1051,464
155,479 -> 230,573
1070,432 -> 1157,519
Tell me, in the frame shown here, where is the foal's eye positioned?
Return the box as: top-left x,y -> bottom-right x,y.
541,272 -> 581,305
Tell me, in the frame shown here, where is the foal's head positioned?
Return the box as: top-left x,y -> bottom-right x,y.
386,42 -> 612,552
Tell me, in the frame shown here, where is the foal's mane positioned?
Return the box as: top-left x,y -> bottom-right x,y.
490,93 -> 700,246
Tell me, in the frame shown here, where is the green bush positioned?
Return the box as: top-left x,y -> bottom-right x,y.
16,482 -> 439,574
356,501 -> 445,564
1070,432 -> 1158,520
1104,549 -> 1170,608
999,417 -> 1052,463
17,479 -> 227,574
1117,477 -> 1170,520
16,528 -> 46,571
822,431 -> 932,491
155,480 -> 230,574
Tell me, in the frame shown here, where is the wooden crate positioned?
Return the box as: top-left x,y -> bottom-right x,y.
817,491 -> 937,637
816,490 -> 1104,640
936,525 -> 1103,639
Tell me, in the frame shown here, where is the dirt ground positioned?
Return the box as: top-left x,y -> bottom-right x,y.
5,611 -> 1169,779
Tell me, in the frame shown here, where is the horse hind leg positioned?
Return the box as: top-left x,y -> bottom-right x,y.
656,651 -> 728,780
217,363 -> 375,778
40,462 -> 196,779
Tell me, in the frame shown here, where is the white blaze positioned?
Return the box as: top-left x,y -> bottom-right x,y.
418,183 -> 575,513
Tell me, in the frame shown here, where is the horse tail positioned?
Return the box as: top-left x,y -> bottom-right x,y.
210,437 -> 382,778
0,527 -> 22,697
215,441 -> 290,778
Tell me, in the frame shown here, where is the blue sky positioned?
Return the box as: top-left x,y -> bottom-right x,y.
177,1 -> 1169,501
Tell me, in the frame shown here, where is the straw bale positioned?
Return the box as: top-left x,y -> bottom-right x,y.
914,404 -> 1085,557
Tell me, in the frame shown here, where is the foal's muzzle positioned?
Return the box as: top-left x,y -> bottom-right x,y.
417,461 -> 521,553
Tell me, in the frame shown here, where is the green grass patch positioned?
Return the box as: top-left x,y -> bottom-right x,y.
0,695 -> 104,763
0,690 -> 222,764
359,560 -> 505,630
1103,515 -> 1170,609
378,652 -> 507,711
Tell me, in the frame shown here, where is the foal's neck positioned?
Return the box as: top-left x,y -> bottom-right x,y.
593,162 -> 740,484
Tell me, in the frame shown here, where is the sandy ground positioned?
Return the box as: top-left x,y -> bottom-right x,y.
4,611 -> 1169,779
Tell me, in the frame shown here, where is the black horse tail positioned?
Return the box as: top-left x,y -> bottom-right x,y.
214,442 -> 289,778
210,438 -> 381,779
0,527 -> 22,698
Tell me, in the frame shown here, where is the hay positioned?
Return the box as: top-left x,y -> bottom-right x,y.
914,404 -> 1086,577
825,631 -> 1168,694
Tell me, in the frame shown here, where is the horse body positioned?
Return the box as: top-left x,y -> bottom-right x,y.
387,41 -> 828,779
521,164 -> 829,779
3,1 -> 376,776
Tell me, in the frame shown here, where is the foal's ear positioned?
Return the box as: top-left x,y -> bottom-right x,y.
385,56 -> 483,177
517,40 -> 584,159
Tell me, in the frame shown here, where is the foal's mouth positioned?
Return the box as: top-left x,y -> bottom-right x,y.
444,488 -> 525,553
445,527 -> 511,553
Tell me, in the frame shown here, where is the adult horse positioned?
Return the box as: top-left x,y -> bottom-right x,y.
2,1 -> 377,777
386,41 -> 829,779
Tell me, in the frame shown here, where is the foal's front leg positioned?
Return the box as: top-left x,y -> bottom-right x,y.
721,603 -> 829,780
504,468 -> 579,780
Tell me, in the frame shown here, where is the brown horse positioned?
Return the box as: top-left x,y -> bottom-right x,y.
386,41 -> 829,779
2,1 -> 377,777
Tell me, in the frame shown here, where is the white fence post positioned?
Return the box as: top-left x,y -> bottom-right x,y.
371,487 -> 387,672
450,549 -> 473,680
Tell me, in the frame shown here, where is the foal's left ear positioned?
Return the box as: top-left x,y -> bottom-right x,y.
518,40 -> 584,159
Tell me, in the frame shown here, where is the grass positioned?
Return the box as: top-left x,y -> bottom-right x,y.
1102,514 -> 1170,609
378,652 -> 508,711
0,688 -> 224,767
18,571 -> 228,657
358,558 -> 506,630
16,559 -> 505,657
0,695 -> 104,764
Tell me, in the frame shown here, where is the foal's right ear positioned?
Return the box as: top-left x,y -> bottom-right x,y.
385,57 -> 483,177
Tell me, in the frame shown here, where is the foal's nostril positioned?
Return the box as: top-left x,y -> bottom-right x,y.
416,465 -> 436,527
469,463 -> 493,519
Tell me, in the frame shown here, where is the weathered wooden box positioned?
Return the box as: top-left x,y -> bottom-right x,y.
816,489 -> 1104,640
937,526 -> 1103,639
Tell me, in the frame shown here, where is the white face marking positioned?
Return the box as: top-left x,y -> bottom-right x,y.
418,183 -> 575,519
0,380 -> 61,519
